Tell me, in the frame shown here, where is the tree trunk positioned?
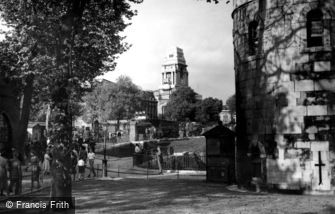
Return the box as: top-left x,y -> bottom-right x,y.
50,145 -> 73,209
16,75 -> 34,162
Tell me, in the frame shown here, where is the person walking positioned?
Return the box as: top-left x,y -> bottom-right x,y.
77,158 -> 85,181
156,146 -> 163,175
30,152 -> 41,190
8,151 -> 22,195
42,149 -> 52,177
87,148 -> 96,178
70,150 -> 78,181
79,146 -> 87,163
0,152 -> 8,196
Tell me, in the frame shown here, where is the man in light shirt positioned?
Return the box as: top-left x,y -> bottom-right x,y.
87,148 -> 96,178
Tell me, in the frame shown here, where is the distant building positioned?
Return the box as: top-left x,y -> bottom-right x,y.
219,110 -> 232,125
27,122 -> 46,142
154,47 -> 202,118
137,91 -> 158,120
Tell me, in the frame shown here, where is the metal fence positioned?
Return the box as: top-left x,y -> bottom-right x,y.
93,153 -> 206,180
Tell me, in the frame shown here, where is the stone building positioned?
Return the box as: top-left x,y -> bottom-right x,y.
154,47 -> 189,117
137,90 -> 158,120
0,76 -> 21,157
232,0 -> 335,193
154,47 -> 202,117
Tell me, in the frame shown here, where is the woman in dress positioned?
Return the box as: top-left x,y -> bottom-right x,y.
42,149 -> 51,176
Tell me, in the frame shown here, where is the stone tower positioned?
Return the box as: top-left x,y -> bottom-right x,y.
154,47 -> 189,117
161,47 -> 189,90
233,0 -> 335,193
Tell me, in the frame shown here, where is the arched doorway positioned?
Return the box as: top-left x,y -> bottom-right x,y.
0,113 -> 11,153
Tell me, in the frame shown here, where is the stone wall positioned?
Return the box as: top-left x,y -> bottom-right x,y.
233,0 -> 335,192
0,79 -> 21,157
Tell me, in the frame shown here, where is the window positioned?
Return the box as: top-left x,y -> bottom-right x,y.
248,21 -> 258,55
165,72 -> 171,84
307,9 -> 323,47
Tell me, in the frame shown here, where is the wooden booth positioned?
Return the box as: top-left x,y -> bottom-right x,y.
202,124 -> 235,183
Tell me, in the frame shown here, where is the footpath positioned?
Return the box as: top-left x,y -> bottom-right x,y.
1,175 -> 335,214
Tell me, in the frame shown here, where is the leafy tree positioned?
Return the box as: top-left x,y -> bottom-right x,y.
108,76 -> 141,126
83,79 -> 115,123
165,87 -> 198,121
83,76 -> 141,129
226,94 -> 236,113
195,97 -> 223,124
0,0 -> 142,199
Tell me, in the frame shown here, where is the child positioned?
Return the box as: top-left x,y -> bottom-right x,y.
77,158 -> 85,181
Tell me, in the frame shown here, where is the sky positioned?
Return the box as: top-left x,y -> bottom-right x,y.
102,0 -> 235,102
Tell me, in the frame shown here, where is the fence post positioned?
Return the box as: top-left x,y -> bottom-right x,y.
177,162 -> 179,179
146,151 -> 149,180
147,158 -> 149,180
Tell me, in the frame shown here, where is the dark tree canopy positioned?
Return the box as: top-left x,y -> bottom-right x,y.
195,97 -> 223,124
165,86 -> 198,121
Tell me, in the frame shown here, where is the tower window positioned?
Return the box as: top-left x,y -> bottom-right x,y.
248,21 -> 258,55
307,9 -> 323,47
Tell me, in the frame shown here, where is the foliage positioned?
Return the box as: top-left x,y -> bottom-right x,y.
226,94 -> 236,113
165,87 -> 198,121
83,76 -> 141,124
0,0 -> 142,198
0,0 -> 142,140
195,97 -> 222,124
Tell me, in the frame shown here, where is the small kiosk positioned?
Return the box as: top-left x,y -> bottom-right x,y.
202,124 -> 235,183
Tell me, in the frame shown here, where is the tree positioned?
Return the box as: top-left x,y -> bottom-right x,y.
108,76 -> 141,128
195,97 -> 223,124
165,87 -> 198,121
83,76 -> 141,129
226,94 -> 236,113
83,79 -> 116,123
0,0 -> 142,200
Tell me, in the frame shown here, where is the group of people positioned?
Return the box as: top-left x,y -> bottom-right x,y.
0,136 -> 98,197
75,146 -> 96,180
0,149 -> 23,196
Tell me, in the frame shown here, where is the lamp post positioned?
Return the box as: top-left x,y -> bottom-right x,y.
102,124 -> 108,177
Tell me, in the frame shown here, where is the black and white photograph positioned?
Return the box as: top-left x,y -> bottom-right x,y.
0,0 -> 335,213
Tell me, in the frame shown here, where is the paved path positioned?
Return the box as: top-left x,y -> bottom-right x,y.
8,177 -> 332,214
